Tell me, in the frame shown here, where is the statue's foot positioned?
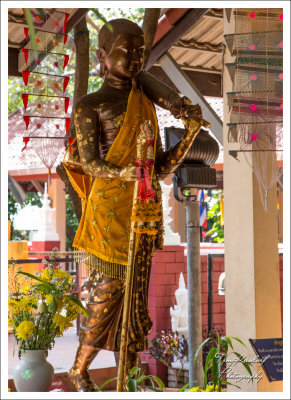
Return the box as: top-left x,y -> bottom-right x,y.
68,368 -> 99,392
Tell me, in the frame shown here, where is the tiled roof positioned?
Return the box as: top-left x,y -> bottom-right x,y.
8,96 -> 223,173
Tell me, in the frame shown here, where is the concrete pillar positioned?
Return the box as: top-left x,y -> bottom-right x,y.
223,9 -> 282,392
48,178 -> 66,252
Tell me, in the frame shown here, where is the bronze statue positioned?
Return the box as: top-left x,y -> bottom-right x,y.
65,18 -> 204,392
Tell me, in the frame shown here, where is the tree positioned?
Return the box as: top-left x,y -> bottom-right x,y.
201,190 -> 224,243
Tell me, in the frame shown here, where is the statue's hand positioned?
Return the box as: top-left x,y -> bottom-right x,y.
169,96 -> 202,120
183,103 -> 202,120
120,164 -> 137,181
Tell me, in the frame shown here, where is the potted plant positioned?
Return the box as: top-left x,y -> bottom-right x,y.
147,329 -> 189,388
179,329 -> 253,392
8,257 -> 88,392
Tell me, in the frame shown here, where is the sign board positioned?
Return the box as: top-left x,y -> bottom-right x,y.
249,338 -> 283,382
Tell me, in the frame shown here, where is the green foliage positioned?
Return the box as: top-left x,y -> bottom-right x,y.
8,191 -> 42,240
202,190 -> 224,243
65,195 -> 79,250
180,330 -> 253,392
8,78 -> 23,114
97,366 -> 165,392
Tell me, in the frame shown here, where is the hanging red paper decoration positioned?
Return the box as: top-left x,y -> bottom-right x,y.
63,76 -> 70,93
19,10 -> 72,182
22,71 -> 30,86
23,116 -> 30,130
64,13 -> 69,32
64,97 -> 69,113
63,54 -> 69,70
65,118 -> 71,134
22,94 -> 28,111
21,137 -> 30,151
22,48 -> 29,65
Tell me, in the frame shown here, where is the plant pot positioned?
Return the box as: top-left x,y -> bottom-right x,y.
13,350 -> 54,392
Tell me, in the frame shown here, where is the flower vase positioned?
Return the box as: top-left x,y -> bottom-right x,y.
13,350 -> 54,392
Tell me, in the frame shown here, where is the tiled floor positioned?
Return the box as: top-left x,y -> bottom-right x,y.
8,323 -> 116,379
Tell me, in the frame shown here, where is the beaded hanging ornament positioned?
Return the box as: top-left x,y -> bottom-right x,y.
19,9 -> 73,183
226,8 -> 283,211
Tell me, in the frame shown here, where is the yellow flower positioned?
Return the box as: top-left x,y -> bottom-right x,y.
16,321 -> 35,340
56,297 -> 64,312
52,270 -> 69,280
40,269 -> 51,282
45,294 -> 54,304
187,387 -> 203,392
53,313 -> 73,335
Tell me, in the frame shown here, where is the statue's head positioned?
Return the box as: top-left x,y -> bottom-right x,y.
97,19 -> 145,80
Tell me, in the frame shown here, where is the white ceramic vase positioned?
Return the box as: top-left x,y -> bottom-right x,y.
13,349 -> 54,392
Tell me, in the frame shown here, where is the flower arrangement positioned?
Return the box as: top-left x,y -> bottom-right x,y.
8,257 -> 88,358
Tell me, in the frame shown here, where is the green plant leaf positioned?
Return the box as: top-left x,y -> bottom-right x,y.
96,377 -> 116,392
64,294 -> 89,318
146,375 -> 165,390
89,9 -> 113,31
220,379 -> 241,389
212,353 -> 219,389
17,272 -> 54,289
194,337 -> 210,363
24,9 -> 38,56
231,336 -> 246,346
204,347 -> 217,377
145,385 -> 163,392
35,283 -> 51,294
224,336 -> 234,350
178,381 -> 195,392
127,378 -> 137,392
127,366 -> 139,380
233,352 -> 253,379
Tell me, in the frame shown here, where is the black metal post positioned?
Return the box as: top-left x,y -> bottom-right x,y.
207,253 -> 213,332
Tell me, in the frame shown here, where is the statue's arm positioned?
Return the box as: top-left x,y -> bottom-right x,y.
138,71 -> 202,179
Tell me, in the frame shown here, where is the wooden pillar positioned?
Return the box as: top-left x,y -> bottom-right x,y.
47,178 -> 66,252
223,9 -> 282,392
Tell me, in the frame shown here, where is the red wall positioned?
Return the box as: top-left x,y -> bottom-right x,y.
141,245 -> 284,385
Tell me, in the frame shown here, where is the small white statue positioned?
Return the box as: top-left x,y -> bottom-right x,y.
170,272 -> 188,338
170,272 -> 189,369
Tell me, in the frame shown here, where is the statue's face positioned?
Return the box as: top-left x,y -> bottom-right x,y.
102,32 -> 145,80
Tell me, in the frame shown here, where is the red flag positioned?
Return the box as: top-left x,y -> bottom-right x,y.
21,137 -> 30,151
63,34 -> 68,45
63,76 -> 70,93
64,13 -> 69,32
24,27 -> 29,39
63,54 -> 69,70
21,94 -> 28,111
65,118 -> 71,134
23,116 -> 30,130
68,137 -> 74,153
21,48 -> 29,65
64,97 -> 70,113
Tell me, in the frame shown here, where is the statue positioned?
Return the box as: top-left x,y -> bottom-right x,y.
170,273 -> 188,338
63,18 -> 205,391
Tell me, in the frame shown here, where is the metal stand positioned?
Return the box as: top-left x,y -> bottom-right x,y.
185,200 -> 203,387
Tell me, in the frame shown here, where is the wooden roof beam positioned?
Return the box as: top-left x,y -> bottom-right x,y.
146,8 -> 208,70
159,52 -> 223,145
